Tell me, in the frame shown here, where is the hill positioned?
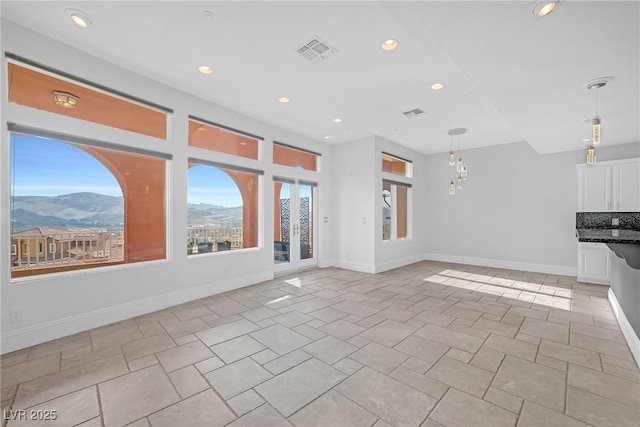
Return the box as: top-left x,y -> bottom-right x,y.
11,193 -> 243,231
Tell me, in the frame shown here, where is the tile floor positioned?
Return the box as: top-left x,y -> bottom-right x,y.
2,261 -> 639,427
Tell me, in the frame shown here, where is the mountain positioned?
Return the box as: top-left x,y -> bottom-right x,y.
187,204 -> 243,227
11,192 -> 243,231
11,193 -> 124,231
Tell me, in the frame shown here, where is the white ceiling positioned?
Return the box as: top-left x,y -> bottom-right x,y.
2,1 -> 639,155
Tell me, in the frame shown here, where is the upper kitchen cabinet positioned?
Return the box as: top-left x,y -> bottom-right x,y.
578,159 -> 640,212
614,160 -> 640,211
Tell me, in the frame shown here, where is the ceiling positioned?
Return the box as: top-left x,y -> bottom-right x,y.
1,1 -> 639,155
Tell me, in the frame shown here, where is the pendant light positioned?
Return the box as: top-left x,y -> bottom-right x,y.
447,128 -> 468,195
586,145 -> 596,165
584,77 -> 611,145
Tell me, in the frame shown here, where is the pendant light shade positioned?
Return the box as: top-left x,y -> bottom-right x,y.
449,180 -> 455,195
586,145 -> 596,165
591,117 -> 601,145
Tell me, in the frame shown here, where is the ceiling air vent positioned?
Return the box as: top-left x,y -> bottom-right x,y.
402,108 -> 426,118
296,36 -> 338,62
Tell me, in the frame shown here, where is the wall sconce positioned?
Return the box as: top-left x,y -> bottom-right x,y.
52,91 -> 79,109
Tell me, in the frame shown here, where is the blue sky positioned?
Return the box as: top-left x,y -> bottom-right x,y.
11,135 -> 244,207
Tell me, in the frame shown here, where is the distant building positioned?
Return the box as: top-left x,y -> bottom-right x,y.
11,227 -> 124,270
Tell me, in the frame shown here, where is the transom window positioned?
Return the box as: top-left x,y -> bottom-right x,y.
188,117 -> 261,160
273,142 -> 320,171
7,59 -> 170,139
382,152 -> 412,177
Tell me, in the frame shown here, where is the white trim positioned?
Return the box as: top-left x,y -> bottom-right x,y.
423,252 -> 577,277
608,288 -> 640,369
576,157 -> 640,169
333,260 -> 376,274
317,259 -> 336,269
375,253 -> 425,273
0,271 -> 272,354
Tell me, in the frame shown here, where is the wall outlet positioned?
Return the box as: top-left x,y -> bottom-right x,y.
612,218 -> 619,226
324,217 -> 329,223
9,310 -> 22,323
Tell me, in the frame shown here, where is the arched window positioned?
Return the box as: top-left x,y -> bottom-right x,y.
10,131 -> 167,278
187,162 -> 260,255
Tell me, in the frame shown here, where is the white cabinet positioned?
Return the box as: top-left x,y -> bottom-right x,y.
578,164 -> 611,211
577,159 -> 640,212
577,242 -> 611,285
613,161 -> 640,211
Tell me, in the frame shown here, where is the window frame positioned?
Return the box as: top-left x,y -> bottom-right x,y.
382,179 -> 412,242
8,124 -> 171,281
188,116 -> 263,161
273,141 -> 321,172
6,54 -> 172,140
382,152 -> 413,178
186,157 -> 264,257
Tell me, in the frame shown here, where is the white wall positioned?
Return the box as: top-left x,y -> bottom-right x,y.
422,141 -> 640,275
0,20 -> 334,353
374,136 -> 426,272
332,136 -> 376,272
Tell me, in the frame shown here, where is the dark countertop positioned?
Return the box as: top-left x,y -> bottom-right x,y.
576,229 -> 640,245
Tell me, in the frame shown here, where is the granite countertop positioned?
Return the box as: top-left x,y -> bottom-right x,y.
576,229 -> 640,245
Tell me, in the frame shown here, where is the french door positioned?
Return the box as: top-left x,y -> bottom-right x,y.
273,178 -> 317,273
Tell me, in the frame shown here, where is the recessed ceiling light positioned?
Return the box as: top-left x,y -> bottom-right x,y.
530,1 -> 559,17
431,82 -> 445,91
333,118 -> 343,123
381,39 -> 398,51
323,135 -> 331,140
202,10 -> 215,20
65,8 -> 92,28
198,65 -> 213,74
278,97 -> 290,103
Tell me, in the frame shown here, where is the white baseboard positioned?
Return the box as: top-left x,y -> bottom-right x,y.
317,259 -> 336,269
375,254 -> 426,274
423,252 -> 577,277
608,288 -> 640,369
0,271 -> 272,354
332,259 -> 376,274
577,275 -> 611,286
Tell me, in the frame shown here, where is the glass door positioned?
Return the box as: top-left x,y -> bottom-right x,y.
274,179 -> 317,273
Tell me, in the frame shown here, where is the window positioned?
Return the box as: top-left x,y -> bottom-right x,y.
382,152 -> 412,177
382,180 -> 411,241
188,117 -> 261,160
10,127 -> 168,279
273,142 -> 319,171
7,59 -> 169,139
187,159 -> 261,255
11,245 -> 17,256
